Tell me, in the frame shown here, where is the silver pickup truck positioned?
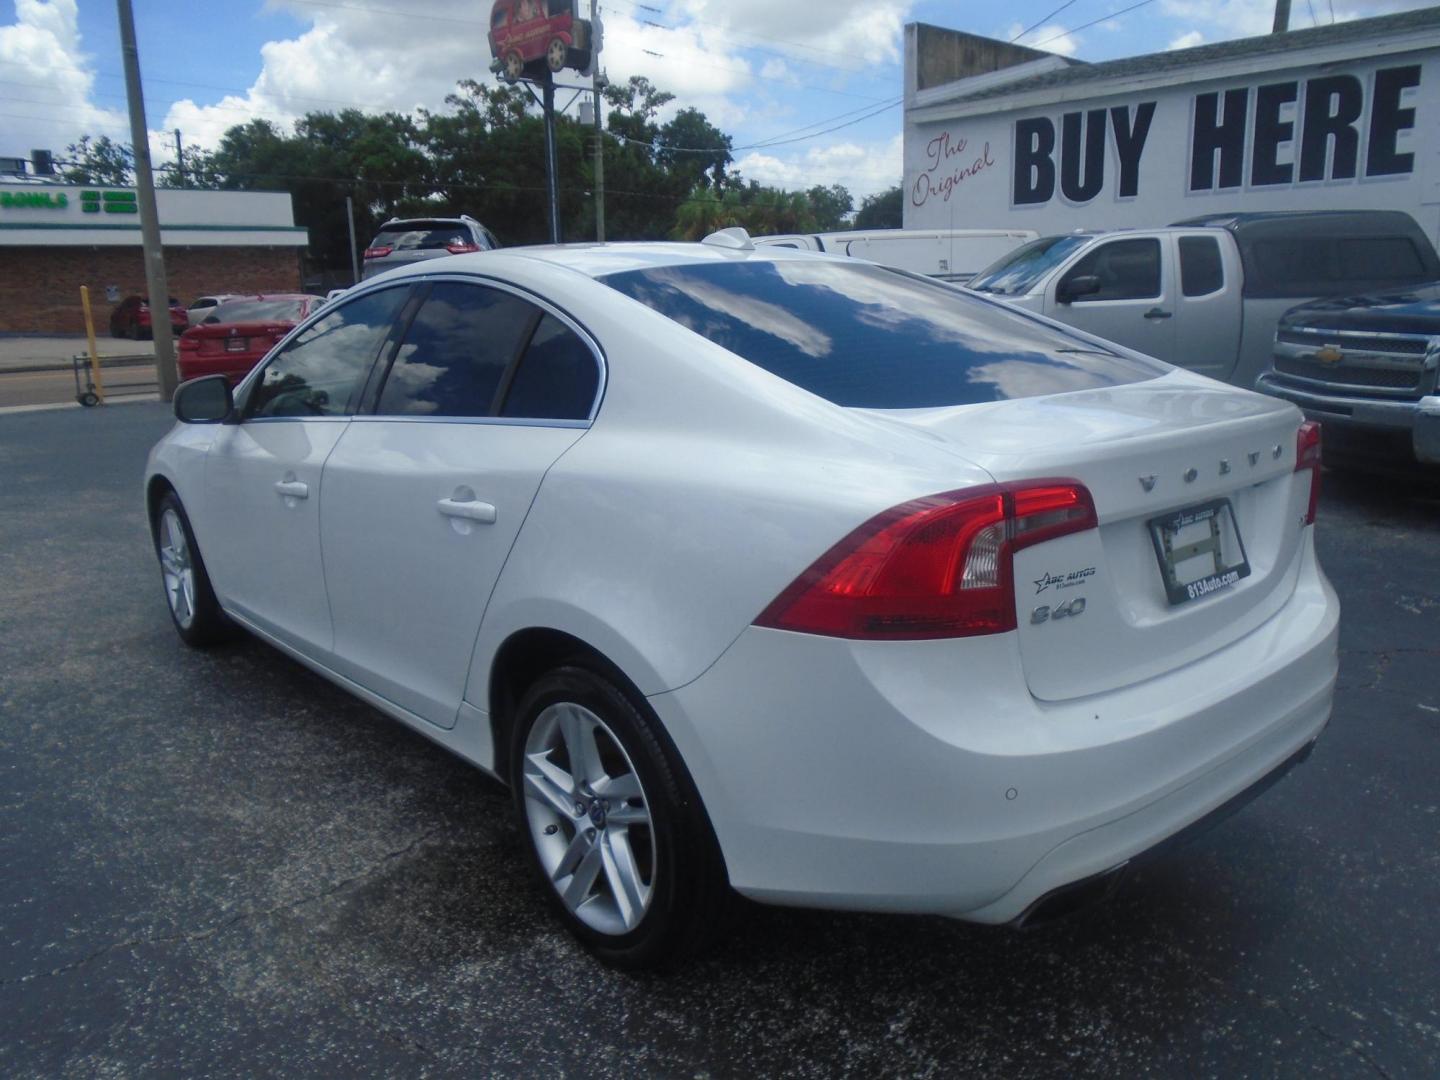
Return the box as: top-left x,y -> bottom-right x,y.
967,211 -> 1440,391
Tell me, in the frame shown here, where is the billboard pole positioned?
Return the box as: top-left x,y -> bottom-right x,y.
543,71 -> 561,244
116,0 -> 177,400
591,0 -> 604,242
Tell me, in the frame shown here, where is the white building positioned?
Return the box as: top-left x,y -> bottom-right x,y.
903,8 -> 1440,244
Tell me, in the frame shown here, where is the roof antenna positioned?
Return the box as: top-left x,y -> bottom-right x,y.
701,227 -> 754,251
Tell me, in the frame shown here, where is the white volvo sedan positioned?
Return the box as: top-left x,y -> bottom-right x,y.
145,231 -> 1338,968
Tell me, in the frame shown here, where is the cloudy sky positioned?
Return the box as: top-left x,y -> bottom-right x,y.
2,0 -> 1434,203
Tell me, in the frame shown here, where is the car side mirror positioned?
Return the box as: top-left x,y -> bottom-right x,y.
174,374 -> 234,424
1057,274 -> 1101,304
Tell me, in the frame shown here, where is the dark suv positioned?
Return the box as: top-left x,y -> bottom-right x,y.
361,215 -> 499,280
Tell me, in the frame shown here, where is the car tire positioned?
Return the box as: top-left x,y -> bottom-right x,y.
511,664 -> 729,970
503,50 -> 524,81
152,491 -> 229,647
545,36 -> 567,72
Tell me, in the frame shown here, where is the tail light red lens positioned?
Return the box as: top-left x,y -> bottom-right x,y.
1295,420 -> 1322,525
755,480 -> 1097,640
446,242 -> 481,254
363,245 -> 393,259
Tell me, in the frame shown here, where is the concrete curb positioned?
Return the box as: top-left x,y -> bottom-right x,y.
0,355 -> 156,376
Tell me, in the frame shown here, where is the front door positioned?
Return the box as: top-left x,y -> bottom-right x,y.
202,285 -> 411,656
320,280 -> 601,728
1049,236 -> 1177,363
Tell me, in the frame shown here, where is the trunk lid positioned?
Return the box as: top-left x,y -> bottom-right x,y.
861,371 -> 1310,701
182,321 -> 293,356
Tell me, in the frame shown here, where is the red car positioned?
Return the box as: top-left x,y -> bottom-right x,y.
177,294 -> 326,385
109,295 -> 188,340
489,0 -> 592,80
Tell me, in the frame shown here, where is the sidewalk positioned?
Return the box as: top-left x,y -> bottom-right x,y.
0,335 -> 156,374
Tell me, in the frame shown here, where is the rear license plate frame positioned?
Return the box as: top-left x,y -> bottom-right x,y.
224,336 -> 247,353
1147,497 -> 1251,606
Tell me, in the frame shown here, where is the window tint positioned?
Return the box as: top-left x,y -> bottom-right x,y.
602,260 -> 1162,409
1179,236 -> 1224,296
377,282 -> 536,417
1337,237 -> 1426,281
210,298 -> 310,324
500,314 -> 599,420
1062,238 -> 1161,301
247,286 -> 407,418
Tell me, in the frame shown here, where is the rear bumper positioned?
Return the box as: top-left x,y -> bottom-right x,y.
1256,374 -> 1440,464
648,532 -> 1338,921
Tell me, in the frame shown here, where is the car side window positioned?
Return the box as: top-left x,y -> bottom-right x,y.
246,286 -> 408,419
1062,238 -> 1162,301
375,282 -> 537,418
1179,236 -> 1224,297
499,313 -> 600,421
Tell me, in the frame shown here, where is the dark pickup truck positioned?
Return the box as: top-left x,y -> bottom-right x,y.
1258,284 -> 1440,467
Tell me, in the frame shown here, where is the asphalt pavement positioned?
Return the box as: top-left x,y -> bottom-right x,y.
2,403 -> 1437,1078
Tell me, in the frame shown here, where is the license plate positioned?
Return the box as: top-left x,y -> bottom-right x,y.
225,337 -> 247,352
1147,498 -> 1250,606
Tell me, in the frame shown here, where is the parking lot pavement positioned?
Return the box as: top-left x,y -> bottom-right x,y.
2,404 -> 1437,1078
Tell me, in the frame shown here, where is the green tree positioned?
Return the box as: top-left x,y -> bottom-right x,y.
853,185 -> 903,229
61,135 -> 133,185
805,184 -> 852,230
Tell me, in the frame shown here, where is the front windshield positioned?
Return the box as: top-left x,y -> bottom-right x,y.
968,235 -> 1095,296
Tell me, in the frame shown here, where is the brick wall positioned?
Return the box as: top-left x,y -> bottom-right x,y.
0,246 -> 304,334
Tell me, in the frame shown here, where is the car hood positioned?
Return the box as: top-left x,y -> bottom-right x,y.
1281,281 -> 1440,334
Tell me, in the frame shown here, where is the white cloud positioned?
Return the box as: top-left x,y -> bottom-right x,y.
1006,22 -> 1080,58
1160,0 -> 1435,38
1167,30 -> 1205,50
675,0 -> 908,68
735,132 -> 903,202
0,0 -> 128,164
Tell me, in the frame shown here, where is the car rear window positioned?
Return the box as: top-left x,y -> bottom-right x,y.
371,225 -> 471,251
208,299 -> 308,324
1245,235 -> 1432,298
602,260 -> 1163,409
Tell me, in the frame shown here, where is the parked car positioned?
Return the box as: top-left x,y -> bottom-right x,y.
147,232 -> 1337,969
1258,284 -> 1440,468
487,0 -> 593,81
753,228 -> 1038,283
176,294 -> 326,385
966,211 -> 1440,388
109,295 -> 187,340
186,294 -> 240,326
361,215 -> 499,281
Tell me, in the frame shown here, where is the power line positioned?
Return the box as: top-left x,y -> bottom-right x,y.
1011,1 -> 1082,44
1031,0 -> 1159,49
617,97 -> 901,155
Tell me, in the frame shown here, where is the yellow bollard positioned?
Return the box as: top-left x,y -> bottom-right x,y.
79,285 -> 106,404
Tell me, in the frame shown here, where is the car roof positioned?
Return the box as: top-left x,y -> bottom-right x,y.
421,240 -> 853,281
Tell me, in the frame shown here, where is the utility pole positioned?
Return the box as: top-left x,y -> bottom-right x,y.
117,0 -> 177,399
591,0 -> 604,242
345,194 -> 360,285
1272,0 -> 1291,32
173,128 -> 184,187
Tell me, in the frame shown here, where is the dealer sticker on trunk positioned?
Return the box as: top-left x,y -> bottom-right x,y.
1147,498 -> 1251,606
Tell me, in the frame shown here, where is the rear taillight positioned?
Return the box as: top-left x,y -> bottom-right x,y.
363,245 -> 393,259
755,480 -> 1097,640
1296,420 -> 1322,525
446,242 -> 481,254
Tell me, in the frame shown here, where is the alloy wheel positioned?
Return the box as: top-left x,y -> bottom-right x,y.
157,508 -> 196,629
522,702 -> 655,935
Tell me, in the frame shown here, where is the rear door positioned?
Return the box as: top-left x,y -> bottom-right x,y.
1048,236 -> 1177,362
319,279 -> 600,728
1169,232 -> 1242,380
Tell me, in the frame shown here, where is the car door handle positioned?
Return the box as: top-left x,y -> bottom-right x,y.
274,479 -> 309,499
437,498 -> 497,524
1143,307 -> 1173,319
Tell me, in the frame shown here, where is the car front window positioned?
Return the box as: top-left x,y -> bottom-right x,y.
968,235 -> 1094,296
